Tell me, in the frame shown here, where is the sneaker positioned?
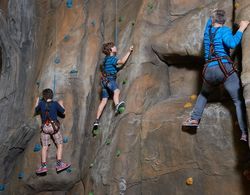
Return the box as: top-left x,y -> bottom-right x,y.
36,166 -> 48,174
93,119 -> 99,128
182,118 -> 199,127
115,101 -> 125,114
240,133 -> 248,142
56,162 -> 71,172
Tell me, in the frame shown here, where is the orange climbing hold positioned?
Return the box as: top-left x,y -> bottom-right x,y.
186,177 -> 193,185
190,95 -> 197,101
184,102 -> 192,108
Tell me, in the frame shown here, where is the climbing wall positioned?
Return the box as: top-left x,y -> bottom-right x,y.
0,0 -> 250,194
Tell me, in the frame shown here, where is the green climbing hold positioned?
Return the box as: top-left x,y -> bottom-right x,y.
116,149 -> 121,157
122,80 -> 127,85
105,138 -> 111,145
92,128 -> 99,137
147,2 -> 155,14
118,16 -> 124,23
18,172 -> 24,179
118,106 -> 125,113
89,192 -> 94,195
33,144 -> 41,152
66,167 -> 72,173
64,35 -> 70,41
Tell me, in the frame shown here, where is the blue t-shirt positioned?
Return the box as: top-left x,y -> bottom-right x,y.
204,18 -> 243,67
35,100 -> 65,123
103,56 -> 119,74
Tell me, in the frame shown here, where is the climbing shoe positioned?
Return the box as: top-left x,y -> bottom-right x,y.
182,118 -> 199,127
36,166 -> 48,174
93,119 -> 99,128
56,161 -> 71,172
115,101 -> 125,114
240,133 -> 248,142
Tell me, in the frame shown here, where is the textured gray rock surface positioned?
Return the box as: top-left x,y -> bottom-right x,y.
0,0 -> 250,194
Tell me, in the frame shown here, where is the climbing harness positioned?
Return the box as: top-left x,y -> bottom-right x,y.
41,102 -> 60,135
202,27 -> 237,86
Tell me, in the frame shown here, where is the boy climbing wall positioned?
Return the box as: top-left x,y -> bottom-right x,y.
35,88 -> 71,174
93,42 -> 133,131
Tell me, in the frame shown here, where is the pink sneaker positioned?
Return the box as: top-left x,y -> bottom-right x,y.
56,162 -> 71,172
36,166 -> 48,174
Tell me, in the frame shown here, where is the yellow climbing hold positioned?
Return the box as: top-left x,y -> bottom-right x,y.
186,177 -> 193,185
190,95 -> 197,101
235,2 -> 240,9
184,102 -> 192,108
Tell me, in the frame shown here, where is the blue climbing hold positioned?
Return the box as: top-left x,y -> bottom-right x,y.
33,144 -> 41,152
66,0 -> 73,8
64,35 -> 70,41
54,56 -> 61,64
0,184 -> 5,191
63,137 -> 68,143
18,172 -> 24,179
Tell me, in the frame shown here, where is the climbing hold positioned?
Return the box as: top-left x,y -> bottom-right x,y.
147,2 -> 154,14
118,16 -> 124,23
0,184 -> 5,191
184,102 -> 192,108
91,20 -> 96,27
64,35 -> 70,42
190,95 -> 197,101
54,56 -> 61,64
36,81 -> 40,87
235,2 -> 240,9
186,177 -> 193,185
33,144 -> 41,152
122,80 -> 127,85
105,138 -> 111,145
119,177 -> 127,195
89,163 -> 94,168
92,128 -> 99,137
89,192 -> 94,195
116,149 -> 121,157
63,136 -> 69,143
18,172 -> 24,179
118,106 -> 125,113
66,0 -> 73,8
69,69 -> 78,77
66,167 -> 72,173
131,21 -> 135,26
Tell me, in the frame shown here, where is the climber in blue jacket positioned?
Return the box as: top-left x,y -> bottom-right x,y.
183,10 -> 249,142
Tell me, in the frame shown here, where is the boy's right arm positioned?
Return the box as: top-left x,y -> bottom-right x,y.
117,46 -> 133,65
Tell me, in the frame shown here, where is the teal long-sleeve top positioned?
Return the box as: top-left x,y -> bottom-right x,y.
204,18 -> 243,67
